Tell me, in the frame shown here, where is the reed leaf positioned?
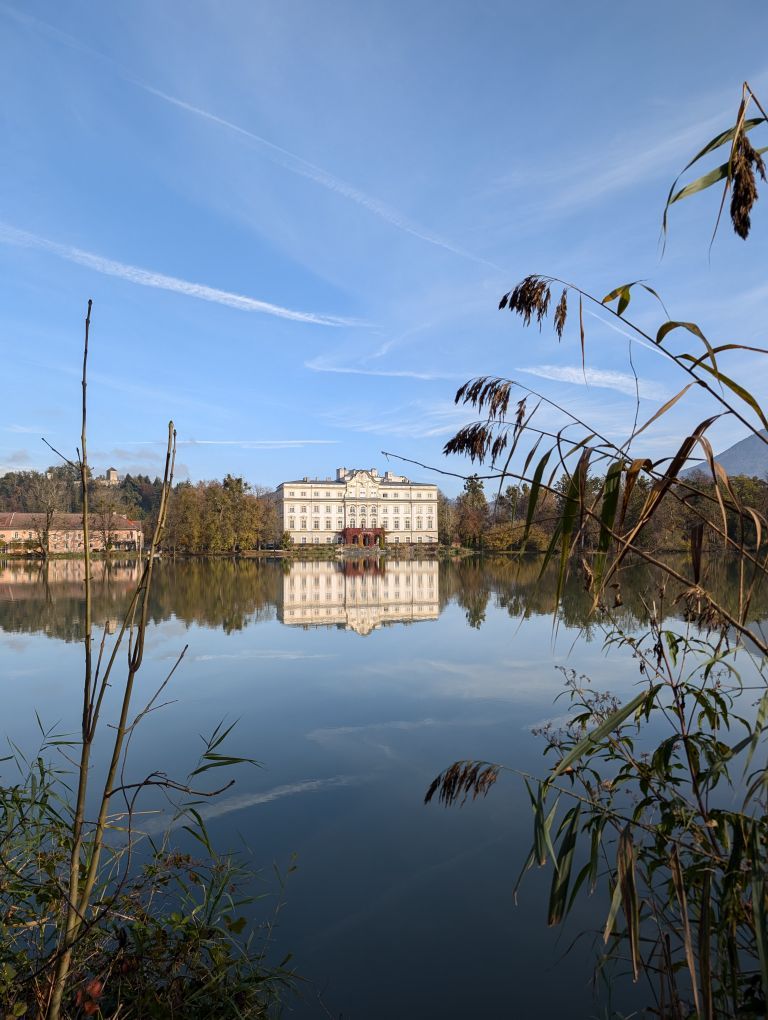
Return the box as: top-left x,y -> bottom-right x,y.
662,115 -> 766,236
545,689 -> 650,788
547,806 -> 581,926
633,384 -> 695,440
750,828 -> 768,1010
523,447 -> 553,545
670,845 -> 701,1016
602,280 -> 641,316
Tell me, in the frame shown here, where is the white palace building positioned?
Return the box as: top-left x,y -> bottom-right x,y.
276,467 -> 439,546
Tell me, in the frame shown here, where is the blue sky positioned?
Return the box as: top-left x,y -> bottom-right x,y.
2,0 -> 768,496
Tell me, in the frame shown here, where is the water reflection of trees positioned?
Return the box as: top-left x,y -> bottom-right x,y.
0,560 -> 281,641
439,555 -> 768,635
1,555 -> 765,642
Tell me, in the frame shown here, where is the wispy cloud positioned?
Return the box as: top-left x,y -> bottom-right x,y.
148,775 -> 361,831
325,399 -> 468,439
306,716 -> 494,744
0,223 -> 363,327
485,101 -> 740,218
179,438 -> 339,449
192,649 -> 334,662
4,424 -> 45,434
139,85 -> 501,271
305,356 -> 461,382
520,364 -> 669,400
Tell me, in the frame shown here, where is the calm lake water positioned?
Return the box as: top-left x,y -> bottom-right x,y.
1,555 -> 754,1017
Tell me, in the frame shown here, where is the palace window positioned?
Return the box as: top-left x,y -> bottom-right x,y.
313,521 -> 320,529
300,505 -> 307,513
300,519 -> 307,529
417,492 -> 422,498
405,520 -> 411,529
416,519 -> 422,529
325,519 -> 331,529
289,518 -> 295,529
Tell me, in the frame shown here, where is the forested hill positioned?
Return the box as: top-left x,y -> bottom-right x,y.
684,429 -> 768,479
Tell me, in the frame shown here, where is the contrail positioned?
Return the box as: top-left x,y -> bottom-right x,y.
0,4 -> 501,271
139,84 -> 502,271
0,222 -> 364,327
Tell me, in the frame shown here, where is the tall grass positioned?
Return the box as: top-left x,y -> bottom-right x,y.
0,302 -> 293,1018
422,82 -> 768,1018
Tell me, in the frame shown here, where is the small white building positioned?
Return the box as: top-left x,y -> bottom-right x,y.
276,467 -> 439,546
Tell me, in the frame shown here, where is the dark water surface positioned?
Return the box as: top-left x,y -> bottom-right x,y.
1,556 -> 752,1018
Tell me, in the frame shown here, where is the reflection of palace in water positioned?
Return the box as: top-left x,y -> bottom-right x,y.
279,559 -> 439,635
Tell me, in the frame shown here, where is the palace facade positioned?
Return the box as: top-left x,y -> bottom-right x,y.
276,467 -> 439,546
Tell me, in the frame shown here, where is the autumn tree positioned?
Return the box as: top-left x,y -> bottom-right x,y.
436,490 -> 458,545
455,475 -> 488,548
27,472 -> 65,559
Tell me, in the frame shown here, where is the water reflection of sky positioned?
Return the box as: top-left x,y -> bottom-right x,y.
2,557 -> 736,1017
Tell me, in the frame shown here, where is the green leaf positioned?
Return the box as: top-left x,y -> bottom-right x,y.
597,460 -> 623,556
670,145 -> 768,205
545,689 -> 650,788
547,806 -> 581,926
523,447 -> 552,546
556,449 -> 590,602
678,117 -> 765,175
751,829 -> 768,1009
662,117 -> 766,236
525,779 -> 559,867
656,320 -> 719,378
603,873 -> 624,944
602,281 -> 641,316
745,689 -> 768,774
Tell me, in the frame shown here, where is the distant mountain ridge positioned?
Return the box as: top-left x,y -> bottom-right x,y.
683,429 -> 768,479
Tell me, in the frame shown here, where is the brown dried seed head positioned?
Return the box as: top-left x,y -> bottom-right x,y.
554,289 -> 568,340
502,275 -> 552,329
730,132 -> 766,240
424,760 -> 500,806
444,423 -> 494,462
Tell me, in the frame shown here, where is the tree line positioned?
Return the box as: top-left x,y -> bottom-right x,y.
436,470 -> 768,552
0,468 -> 282,554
